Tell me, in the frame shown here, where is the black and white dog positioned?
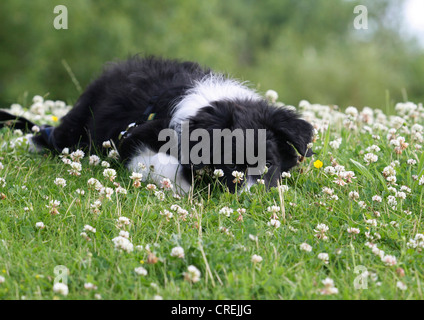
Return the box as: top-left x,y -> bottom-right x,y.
2,56 -> 314,193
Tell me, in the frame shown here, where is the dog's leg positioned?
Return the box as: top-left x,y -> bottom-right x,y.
119,119 -> 191,194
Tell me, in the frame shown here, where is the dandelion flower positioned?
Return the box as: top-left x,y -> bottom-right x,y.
314,160 -> 323,169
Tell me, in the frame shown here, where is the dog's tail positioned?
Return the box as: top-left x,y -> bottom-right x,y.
0,110 -> 59,152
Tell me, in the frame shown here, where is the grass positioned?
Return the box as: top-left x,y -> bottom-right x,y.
0,98 -> 424,300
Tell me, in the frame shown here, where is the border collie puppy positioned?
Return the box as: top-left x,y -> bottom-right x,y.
3,56 -> 314,193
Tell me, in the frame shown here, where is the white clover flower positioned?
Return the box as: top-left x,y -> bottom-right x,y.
219,206 -> 233,217
213,169 -> 224,178
265,90 -> 278,103
396,191 -> 406,200
87,178 -> 103,191
101,161 -> 110,168
251,254 -> 263,263
70,149 -> 85,162
134,266 -> 148,276
249,234 -> 258,242
183,265 -> 201,283
112,184 -> 126,195
317,253 -> 329,264
397,281 -> 407,291
84,283 -> 98,290
365,219 -> 377,227
108,149 -> 119,159
35,222 -> 45,230
68,161 -> 82,176
83,225 -> 96,233
31,125 -> 40,133
267,206 -> 280,214
154,190 -> 165,201
278,185 -> 289,193
372,195 -> 382,202
0,162 -> 3,170
119,230 -> 129,239
300,243 -> 312,252
170,246 -> 185,259
100,187 -> 114,200
314,223 -> 329,233
387,195 -> 397,207
0,276 -> 5,284
89,155 -> 101,166
0,177 -> 7,188
345,106 -> 358,117
80,232 -> 91,241
358,201 -> 367,209
407,159 -> 417,166
349,191 -> 360,200
103,168 -> 117,181
366,145 -> 381,153
130,172 -> 143,180
54,178 -> 67,188
320,278 -> 338,295
116,216 -> 131,228
329,138 -> 342,150
267,219 -> 281,228
419,176 -> 424,186
112,236 -> 134,253
102,140 -> 112,148
60,148 -> 70,156
324,166 -> 336,175
146,184 -> 157,191
364,153 -> 378,165
400,186 -> 411,194
381,255 -> 397,266
322,187 -> 334,196
232,171 -> 244,183
53,283 -> 69,296
347,227 -> 360,234
281,172 -> 291,178
160,178 -> 173,190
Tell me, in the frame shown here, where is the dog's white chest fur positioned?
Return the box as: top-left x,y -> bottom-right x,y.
126,146 -> 191,194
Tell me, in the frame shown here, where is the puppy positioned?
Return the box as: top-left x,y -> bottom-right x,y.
2,56 -> 314,193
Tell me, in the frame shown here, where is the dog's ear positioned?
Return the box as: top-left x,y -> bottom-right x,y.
264,107 -> 314,157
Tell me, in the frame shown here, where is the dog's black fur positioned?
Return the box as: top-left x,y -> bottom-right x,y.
6,56 -> 314,193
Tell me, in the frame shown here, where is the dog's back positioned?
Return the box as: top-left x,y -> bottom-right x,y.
33,56 -> 210,152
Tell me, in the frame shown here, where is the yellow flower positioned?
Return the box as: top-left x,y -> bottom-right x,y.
140,260 -> 144,264
52,116 -> 59,122
314,160 -> 323,169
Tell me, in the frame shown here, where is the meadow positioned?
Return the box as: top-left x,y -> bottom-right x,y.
0,92 -> 423,300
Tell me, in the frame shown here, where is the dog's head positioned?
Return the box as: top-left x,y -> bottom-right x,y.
184,99 -> 314,192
